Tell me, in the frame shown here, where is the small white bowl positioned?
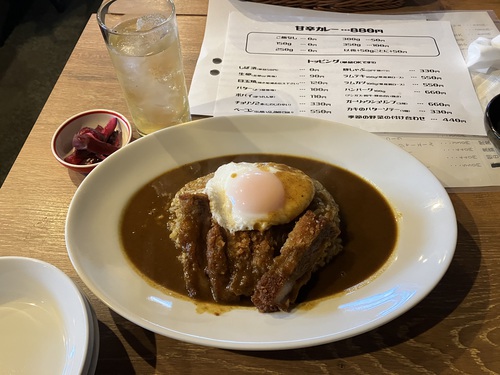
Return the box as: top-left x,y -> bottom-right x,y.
51,109 -> 132,174
0,257 -> 91,375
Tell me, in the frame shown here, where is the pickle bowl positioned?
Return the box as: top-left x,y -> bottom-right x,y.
51,109 -> 133,174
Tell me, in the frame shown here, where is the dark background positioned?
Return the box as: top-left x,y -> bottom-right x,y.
0,0 -> 102,187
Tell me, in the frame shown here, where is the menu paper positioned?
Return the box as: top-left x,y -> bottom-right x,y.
213,14 -> 485,136
189,0 -> 500,188
382,133 -> 500,188
190,0 -> 426,116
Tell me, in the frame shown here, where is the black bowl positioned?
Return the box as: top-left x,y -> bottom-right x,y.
485,93 -> 500,154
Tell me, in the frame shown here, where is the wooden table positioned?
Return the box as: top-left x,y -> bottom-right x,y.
1,0 -> 500,373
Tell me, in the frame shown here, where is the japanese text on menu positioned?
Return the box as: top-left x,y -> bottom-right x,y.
214,15 -> 485,136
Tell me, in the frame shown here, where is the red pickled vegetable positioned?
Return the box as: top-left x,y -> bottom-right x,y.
64,149 -> 100,165
64,149 -> 88,165
63,116 -> 122,166
101,117 -> 118,141
78,126 -> 106,142
73,133 -> 119,156
108,130 -> 121,148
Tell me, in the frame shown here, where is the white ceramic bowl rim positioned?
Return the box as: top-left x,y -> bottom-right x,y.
0,256 -> 90,374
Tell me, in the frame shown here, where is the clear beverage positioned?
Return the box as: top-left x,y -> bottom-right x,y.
99,4 -> 191,136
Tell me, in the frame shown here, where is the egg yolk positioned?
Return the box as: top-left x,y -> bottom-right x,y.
227,171 -> 285,215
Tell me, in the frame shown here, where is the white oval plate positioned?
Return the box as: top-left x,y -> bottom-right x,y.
66,115 -> 457,350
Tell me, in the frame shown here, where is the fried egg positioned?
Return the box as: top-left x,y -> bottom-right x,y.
204,162 -> 315,232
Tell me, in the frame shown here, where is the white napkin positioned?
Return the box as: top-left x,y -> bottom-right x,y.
467,35 -> 500,73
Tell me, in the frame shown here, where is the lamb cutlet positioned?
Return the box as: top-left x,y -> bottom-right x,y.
251,210 -> 337,312
252,180 -> 342,312
168,164 -> 342,312
175,192 -> 212,299
171,187 -> 287,303
205,225 -> 286,301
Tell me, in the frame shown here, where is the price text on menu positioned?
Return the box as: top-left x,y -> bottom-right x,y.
214,16 -> 485,136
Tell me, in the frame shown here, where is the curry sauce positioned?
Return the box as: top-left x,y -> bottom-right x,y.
120,154 -> 398,307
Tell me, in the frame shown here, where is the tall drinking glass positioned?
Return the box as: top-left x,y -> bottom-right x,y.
97,0 -> 191,136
